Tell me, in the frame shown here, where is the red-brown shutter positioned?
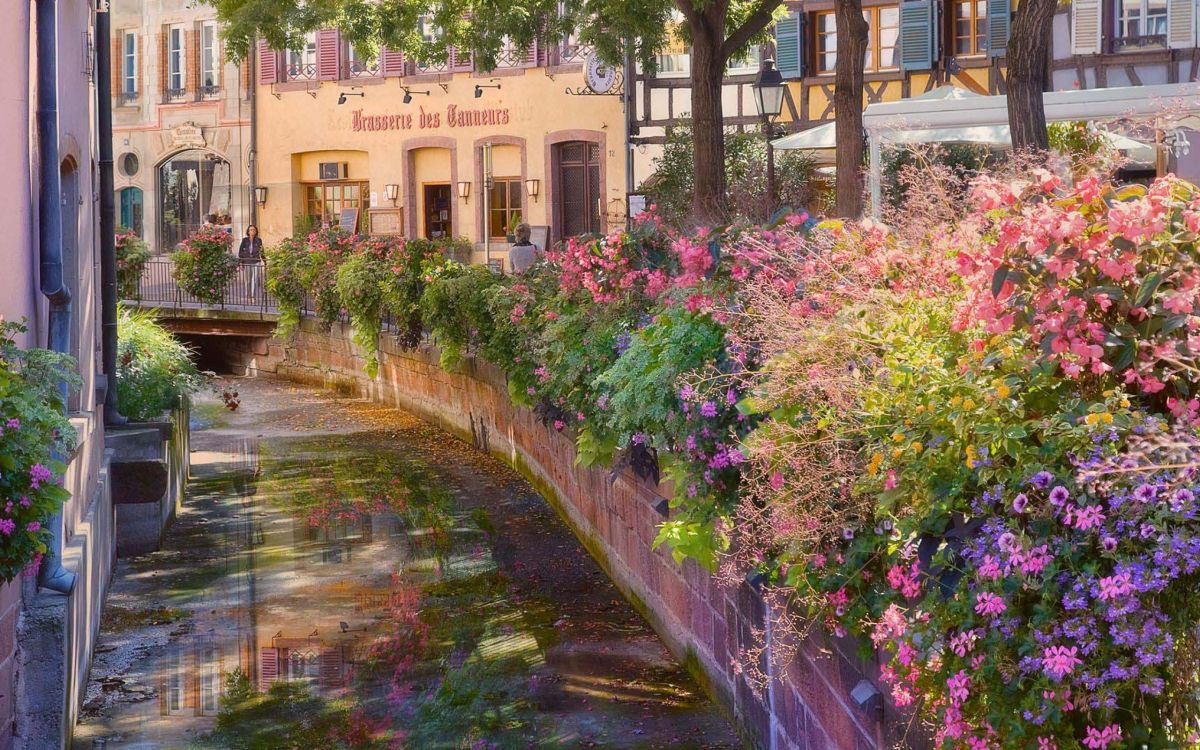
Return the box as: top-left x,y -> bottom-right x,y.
186,27 -> 200,94
518,41 -> 538,68
258,647 -> 278,691
111,34 -> 122,95
319,648 -> 343,687
137,34 -> 143,95
449,46 -> 473,72
257,40 -> 278,84
380,46 -> 405,76
316,28 -> 341,80
157,30 -> 167,99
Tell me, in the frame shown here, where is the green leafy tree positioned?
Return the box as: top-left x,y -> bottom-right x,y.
210,0 -> 784,223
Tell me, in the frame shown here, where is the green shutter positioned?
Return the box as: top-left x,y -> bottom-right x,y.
900,0 -> 935,71
775,12 -> 804,79
987,0 -> 1011,57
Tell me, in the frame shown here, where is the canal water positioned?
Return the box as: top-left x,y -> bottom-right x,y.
74,377 -> 742,750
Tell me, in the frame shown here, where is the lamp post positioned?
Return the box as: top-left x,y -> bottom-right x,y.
752,58 -> 786,217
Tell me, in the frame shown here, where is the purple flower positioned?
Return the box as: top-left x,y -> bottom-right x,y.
5,419 -> 19,431
1101,536 -> 1118,552
1031,471 -> 1055,490
726,388 -> 738,405
700,401 -> 718,418
631,432 -> 646,446
0,519 -> 13,536
1049,486 -> 1070,506
1013,493 -> 1029,513
29,464 -> 52,490
24,521 -> 39,533
679,384 -> 695,401
1133,484 -> 1158,504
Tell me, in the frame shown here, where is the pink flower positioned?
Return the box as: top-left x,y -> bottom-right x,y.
1082,724 -> 1122,750
29,464 -> 52,489
974,591 -> 1007,618
946,670 -> 971,704
1097,571 -> 1133,601
1042,645 -> 1082,680
1073,504 -> 1106,531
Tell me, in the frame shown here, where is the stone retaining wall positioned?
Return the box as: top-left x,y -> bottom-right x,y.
233,319 -> 902,750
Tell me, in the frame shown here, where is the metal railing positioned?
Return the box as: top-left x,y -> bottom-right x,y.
127,258 -> 277,312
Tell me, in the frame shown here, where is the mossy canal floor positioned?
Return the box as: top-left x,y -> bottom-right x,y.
73,377 -> 743,750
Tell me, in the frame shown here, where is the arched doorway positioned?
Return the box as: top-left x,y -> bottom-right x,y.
555,141 -> 601,238
119,187 -> 144,236
158,150 -> 231,251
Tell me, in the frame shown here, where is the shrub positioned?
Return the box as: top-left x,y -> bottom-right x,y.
264,235 -> 308,339
171,225 -> 238,305
115,227 -> 151,299
116,306 -> 203,421
380,238 -> 447,349
336,238 -> 394,378
420,263 -> 503,370
301,227 -> 355,331
0,319 -> 79,582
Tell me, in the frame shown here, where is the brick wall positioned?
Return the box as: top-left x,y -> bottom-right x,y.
0,581 -> 17,750
234,320 -> 906,750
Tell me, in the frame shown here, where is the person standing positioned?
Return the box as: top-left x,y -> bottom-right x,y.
238,225 -> 264,299
508,223 -> 539,274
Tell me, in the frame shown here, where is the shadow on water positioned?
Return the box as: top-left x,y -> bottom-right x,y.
74,384 -> 743,750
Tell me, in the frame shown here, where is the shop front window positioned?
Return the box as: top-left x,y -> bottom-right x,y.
953,0 -> 989,55
489,179 -> 523,239
816,6 -> 900,74
557,141 -> 601,239
305,181 -> 368,230
120,187 -> 144,236
158,150 -> 232,252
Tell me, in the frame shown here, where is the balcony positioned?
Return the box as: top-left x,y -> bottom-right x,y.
117,90 -> 139,106
346,59 -> 379,79
198,84 -> 221,101
285,62 -> 318,81
164,87 -> 188,103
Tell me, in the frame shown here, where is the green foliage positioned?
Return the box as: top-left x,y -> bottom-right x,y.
1048,120 -> 1108,161
116,306 -> 203,421
594,305 -> 725,443
115,227 -> 151,299
300,227 -> 356,331
380,239 -> 448,348
420,263 -> 503,369
403,656 -> 542,748
202,669 -> 385,750
645,120 -> 819,224
336,249 -> 390,378
264,236 -> 308,339
172,225 -> 239,305
881,142 -> 996,211
0,319 -> 79,582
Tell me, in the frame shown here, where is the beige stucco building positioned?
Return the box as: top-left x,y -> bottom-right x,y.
254,32 -> 628,265
110,0 -> 252,253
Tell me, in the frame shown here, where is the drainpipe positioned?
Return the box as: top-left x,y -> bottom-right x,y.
97,0 -> 126,426
36,0 -> 79,595
249,39 -> 258,228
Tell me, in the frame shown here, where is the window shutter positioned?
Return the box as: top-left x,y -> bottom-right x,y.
258,648 -> 278,691
775,12 -> 804,79
1168,0 -> 1197,47
137,35 -> 143,94
987,0 -> 1011,57
187,27 -> 200,93
157,30 -> 167,98
450,46 -> 474,72
900,0 -> 936,70
380,46 -> 405,76
257,40 -> 278,84
316,28 -> 341,80
518,41 -> 538,69
1071,0 -> 1102,54
111,35 -> 122,95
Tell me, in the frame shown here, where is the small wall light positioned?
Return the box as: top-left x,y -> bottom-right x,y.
457,181 -> 471,201
384,183 -> 399,205
255,186 -> 268,206
402,87 -> 430,104
474,83 -> 501,98
524,178 -> 540,202
337,91 -> 364,105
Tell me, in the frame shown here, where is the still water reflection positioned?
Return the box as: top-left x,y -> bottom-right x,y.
75,382 -> 742,750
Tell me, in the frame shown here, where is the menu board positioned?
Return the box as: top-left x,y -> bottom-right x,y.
339,207 -> 360,233
368,208 -> 403,236
530,225 -> 549,251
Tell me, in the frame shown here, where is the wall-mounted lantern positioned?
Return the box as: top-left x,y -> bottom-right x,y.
384,183 -> 399,206
524,178 -> 540,202
255,186 -> 268,206
457,181 -> 471,201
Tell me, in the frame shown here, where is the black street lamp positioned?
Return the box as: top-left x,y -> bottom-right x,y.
752,58 -> 786,216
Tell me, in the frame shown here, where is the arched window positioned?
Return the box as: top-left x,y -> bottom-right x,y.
119,187 -> 144,236
158,150 -> 231,251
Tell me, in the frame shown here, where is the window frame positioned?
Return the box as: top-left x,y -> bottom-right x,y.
303,180 -> 369,229
952,0 -> 989,57
287,32 -> 318,80
122,30 -> 138,97
167,24 -> 186,96
814,5 -> 900,75
487,177 -> 523,240
200,21 -> 219,95
1113,0 -> 1169,48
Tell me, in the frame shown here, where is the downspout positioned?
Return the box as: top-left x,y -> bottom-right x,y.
249,39 -> 258,227
36,0 -> 79,595
623,41 -> 636,228
97,0 -> 126,426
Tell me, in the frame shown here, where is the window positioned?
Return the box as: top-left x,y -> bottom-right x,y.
167,25 -> 185,99
655,52 -> 691,76
200,22 -> 218,95
159,150 -> 232,250
346,43 -> 378,77
1116,0 -> 1168,47
288,32 -> 318,79
120,153 -> 139,176
953,0 -> 988,55
120,188 -> 144,238
418,16 -> 440,43
199,646 -> 220,714
815,6 -> 900,74
166,651 -> 185,714
122,31 -> 137,99
557,141 -> 601,238
304,181 -> 368,228
488,179 -> 523,238
728,45 -> 763,74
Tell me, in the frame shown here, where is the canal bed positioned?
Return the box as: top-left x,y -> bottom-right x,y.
73,377 -> 743,749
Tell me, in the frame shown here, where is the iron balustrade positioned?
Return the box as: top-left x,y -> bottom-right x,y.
125,258 -> 278,313
286,63 -> 318,81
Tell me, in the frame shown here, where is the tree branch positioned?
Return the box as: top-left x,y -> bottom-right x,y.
721,0 -> 784,62
675,0 -> 701,26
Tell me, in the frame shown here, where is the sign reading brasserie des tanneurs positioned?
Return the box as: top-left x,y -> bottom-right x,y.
351,105 -> 513,133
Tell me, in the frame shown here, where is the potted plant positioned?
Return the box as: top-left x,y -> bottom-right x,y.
505,212 -> 522,244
